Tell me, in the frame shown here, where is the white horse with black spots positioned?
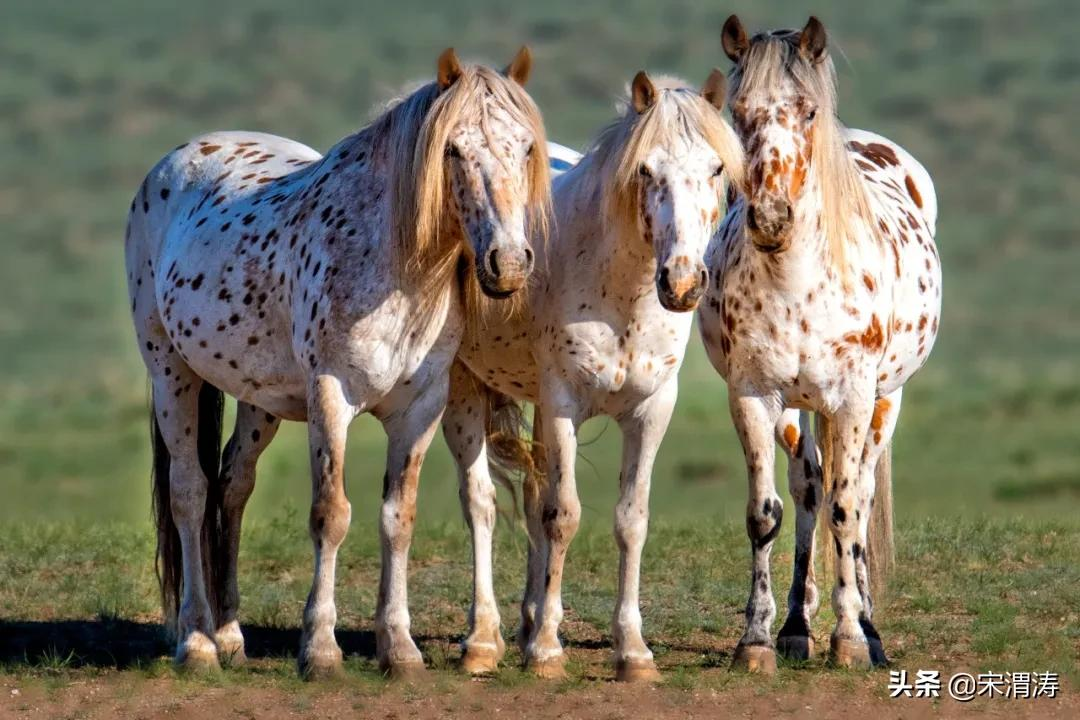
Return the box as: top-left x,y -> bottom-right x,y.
698,16 -> 941,671
442,71 -> 744,680
125,48 -> 550,678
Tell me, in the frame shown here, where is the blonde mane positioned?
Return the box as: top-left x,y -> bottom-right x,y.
730,32 -> 879,274
577,76 -> 745,239
371,65 -> 551,304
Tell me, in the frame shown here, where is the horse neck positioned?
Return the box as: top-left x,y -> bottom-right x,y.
560,165 -> 658,301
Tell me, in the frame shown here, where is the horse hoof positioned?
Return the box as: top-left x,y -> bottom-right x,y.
830,637 -> 871,669
867,636 -> 889,667
215,635 -> 247,666
298,647 -> 344,680
615,658 -> 662,683
527,655 -> 568,679
385,661 -> 427,682
731,644 -> 777,675
777,634 -> 815,661
176,633 -> 220,673
461,645 -> 502,675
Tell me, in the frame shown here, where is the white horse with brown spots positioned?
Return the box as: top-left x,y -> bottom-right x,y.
443,72 -> 744,680
698,16 -> 941,671
125,48 -> 550,678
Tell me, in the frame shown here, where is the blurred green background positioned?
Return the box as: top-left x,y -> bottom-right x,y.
1,0 -> 1077,534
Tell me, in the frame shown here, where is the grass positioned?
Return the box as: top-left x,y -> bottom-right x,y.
1,516 -> 1077,690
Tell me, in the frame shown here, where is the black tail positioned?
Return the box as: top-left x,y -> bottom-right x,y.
151,381 -> 225,633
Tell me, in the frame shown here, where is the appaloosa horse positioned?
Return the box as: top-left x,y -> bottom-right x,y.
442,72 -> 744,680
125,48 -> 550,678
698,17 -> 941,671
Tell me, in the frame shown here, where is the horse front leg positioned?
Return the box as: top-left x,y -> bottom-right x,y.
852,389 -> 902,666
298,374 -> 353,679
375,377 -> 447,678
524,385 -> 581,679
729,393 -> 784,674
611,380 -> 677,682
775,409 -> 823,660
823,398 -> 877,668
214,402 -> 280,665
442,362 -> 505,674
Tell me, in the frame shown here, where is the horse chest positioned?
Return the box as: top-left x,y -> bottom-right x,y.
550,313 -> 690,413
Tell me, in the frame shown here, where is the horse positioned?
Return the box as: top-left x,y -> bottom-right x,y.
124,47 -> 551,678
442,71 -> 744,680
698,16 -> 941,671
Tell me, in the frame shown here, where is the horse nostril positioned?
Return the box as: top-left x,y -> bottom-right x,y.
746,204 -> 760,231
699,267 -> 709,288
524,246 -> 534,268
785,203 -> 793,222
658,266 -> 672,294
488,248 -> 500,277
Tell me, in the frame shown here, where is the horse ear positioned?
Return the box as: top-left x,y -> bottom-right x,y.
631,71 -> 656,114
437,47 -> 463,90
504,46 -> 532,86
799,16 -> 828,64
701,68 -> 727,111
722,15 -> 749,63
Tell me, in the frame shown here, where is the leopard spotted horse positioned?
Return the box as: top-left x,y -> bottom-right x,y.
698,17 -> 941,671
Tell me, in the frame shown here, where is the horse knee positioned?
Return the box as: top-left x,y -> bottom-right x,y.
614,507 -> 647,552
310,498 -> 351,549
747,496 -> 783,548
542,497 -> 580,544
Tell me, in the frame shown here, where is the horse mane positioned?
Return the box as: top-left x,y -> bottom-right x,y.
730,31 -> 879,274
572,76 -> 744,241
370,65 -> 551,307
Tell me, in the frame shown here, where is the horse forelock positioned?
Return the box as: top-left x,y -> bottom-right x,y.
730,32 -> 881,279
580,78 -> 743,240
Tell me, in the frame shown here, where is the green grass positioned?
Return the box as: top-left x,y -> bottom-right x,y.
1,516 -> 1077,689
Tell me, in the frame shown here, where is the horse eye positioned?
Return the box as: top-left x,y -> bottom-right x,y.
807,109 -> 817,122
525,143 -> 535,157
445,144 -> 462,159
712,164 -> 724,178
639,164 -> 652,178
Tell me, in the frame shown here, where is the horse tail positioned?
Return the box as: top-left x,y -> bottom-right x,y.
151,394 -> 180,633
816,414 -> 894,598
868,442 -> 894,598
150,381 -> 225,633
197,382 -> 226,625
480,382 -> 536,519
815,413 -> 835,588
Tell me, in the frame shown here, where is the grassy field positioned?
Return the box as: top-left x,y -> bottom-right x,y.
0,0 -> 1078,713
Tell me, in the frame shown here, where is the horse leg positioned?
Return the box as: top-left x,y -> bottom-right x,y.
375,378 -> 447,678
729,393 -> 784,674
518,418 -> 548,656
824,399 -> 876,668
775,409 -> 823,660
442,363 -> 504,674
853,389 -> 902,666
152,371 -> 219,671
524,387 -> 580,679
298,374 -> 353,679
214,402 -> 280,664
611,380 -> 676,682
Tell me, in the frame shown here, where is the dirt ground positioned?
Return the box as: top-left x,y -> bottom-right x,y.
1,669 -> 1074,720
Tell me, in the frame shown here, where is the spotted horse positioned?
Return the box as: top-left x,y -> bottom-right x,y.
698,16 -> 941,672
442,72 -> 744,680
125,48 -> 550,678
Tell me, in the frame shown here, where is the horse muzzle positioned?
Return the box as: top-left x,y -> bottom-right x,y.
657,264 -> 708,313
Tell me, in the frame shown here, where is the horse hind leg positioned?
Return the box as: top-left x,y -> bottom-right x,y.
775,409 -> 823,661
150,360 -> 223,672
214,402 -> 280,665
